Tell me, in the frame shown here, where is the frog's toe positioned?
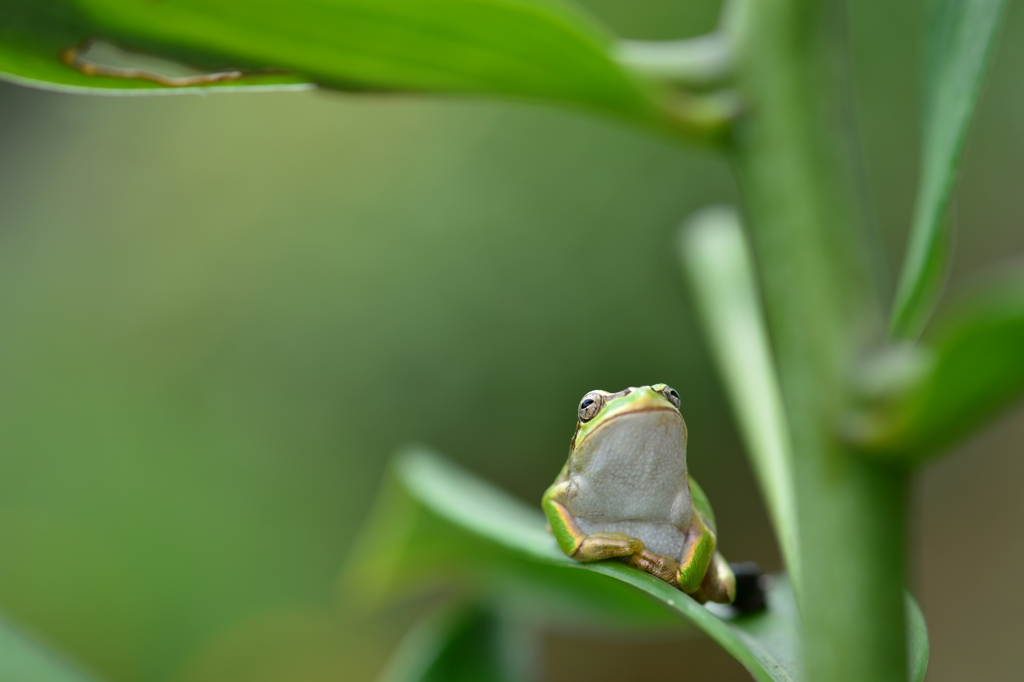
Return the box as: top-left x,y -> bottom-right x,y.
628,549 -> 681,585
573,532 -> 643,562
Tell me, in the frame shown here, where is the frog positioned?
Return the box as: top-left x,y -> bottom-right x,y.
542,384 -> 736,604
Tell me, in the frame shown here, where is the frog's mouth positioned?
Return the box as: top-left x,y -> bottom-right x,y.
576,406 -> 684,449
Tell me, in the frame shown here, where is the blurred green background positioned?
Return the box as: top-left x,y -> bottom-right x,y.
1,0 -> 1023,680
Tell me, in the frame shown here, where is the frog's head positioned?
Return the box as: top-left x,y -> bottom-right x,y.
569,384 -> 687,457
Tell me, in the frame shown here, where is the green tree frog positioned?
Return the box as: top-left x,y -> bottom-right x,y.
542,384 -> 736,604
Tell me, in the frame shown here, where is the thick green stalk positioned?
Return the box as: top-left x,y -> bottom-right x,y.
723,1 -> 909,681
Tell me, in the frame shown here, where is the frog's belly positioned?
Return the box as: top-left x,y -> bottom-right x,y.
575,518 -> 686,558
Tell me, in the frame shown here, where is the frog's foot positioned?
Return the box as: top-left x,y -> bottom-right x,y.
692,551 -> 737,605
572,532 -> 643,562
628,549 -> 681,585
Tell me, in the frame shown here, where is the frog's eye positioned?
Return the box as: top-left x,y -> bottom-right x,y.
661,385 -> 682,410
578,392 -> 605,422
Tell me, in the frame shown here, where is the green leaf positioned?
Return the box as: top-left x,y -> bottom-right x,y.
0,616 -> 102,682
889,0 -> 1009,338
343,448 -> 686,633
852,265 -> 1024,462
378,605 -> 526,682
345,447 -> 931,682
906,594 -> 930,682
0,1 -> 313,95
677,207 -> 801,591
0,0 -> 720,139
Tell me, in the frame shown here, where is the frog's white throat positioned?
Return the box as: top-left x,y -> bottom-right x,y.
565,409 -> 693,557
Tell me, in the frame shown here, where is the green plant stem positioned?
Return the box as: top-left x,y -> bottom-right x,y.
615,35 -> 732,90
722,1 -> 909,681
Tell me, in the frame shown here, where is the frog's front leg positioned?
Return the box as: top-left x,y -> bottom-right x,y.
542,473 -> 642,561
676,512 -> 718,596
676,515 -> 737,604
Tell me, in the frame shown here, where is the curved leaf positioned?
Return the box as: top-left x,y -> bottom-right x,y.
0,616 -> 102,682
889,0 -> 1009,338
0,1 -> 312,95
379,605 -> 526,682
343,448 -> 686,633
852,264 -> 1024,462
677,207 -> 801,590
0,0 -> 716,138
906,594 -> 930,682
345,447 -> 931,682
